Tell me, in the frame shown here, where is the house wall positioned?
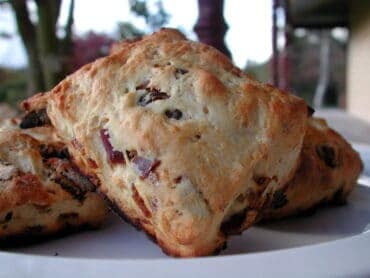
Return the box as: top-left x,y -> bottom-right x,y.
347,1 -> 370,123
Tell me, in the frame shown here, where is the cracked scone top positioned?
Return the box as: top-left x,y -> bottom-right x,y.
22,28 -> 308,256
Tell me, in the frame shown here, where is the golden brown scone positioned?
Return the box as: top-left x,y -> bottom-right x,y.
21,28 -> 308,256
0,117 -> 61,143
0,125 -> 108,246
261,117 -> 363,221
109,37 -> 144,55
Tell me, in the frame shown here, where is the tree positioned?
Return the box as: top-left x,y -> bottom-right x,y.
4,0 -> 169,95
70,32 -> 114,72
118,0 -> 170,40
117,22 -> 144,40
6,0 -> 74,95
130,0 -> 169,31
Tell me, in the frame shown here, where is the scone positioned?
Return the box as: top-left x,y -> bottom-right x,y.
0,124 -> 107,246
0,117 -> 60,143
20,28 -> 309,256
261,117 -> 363,220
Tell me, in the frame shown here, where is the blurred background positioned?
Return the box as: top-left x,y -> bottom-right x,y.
0,0 -> 369,141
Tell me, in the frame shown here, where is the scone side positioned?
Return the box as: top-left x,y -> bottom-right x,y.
261,117 -> 363,221
0,192 -> 106,247
98,189 -> 226,257
0,128 -> 109,244
221,84 -> 308,234
19,28 -> 310,256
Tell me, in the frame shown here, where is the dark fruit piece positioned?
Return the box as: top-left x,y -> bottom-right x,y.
20,109 -> 51,129
165,109 -> 182,120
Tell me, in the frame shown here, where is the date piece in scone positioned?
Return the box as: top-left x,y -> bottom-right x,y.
261,117 -> 363,221
21,28 -> 308,256
0,126 -> 107,246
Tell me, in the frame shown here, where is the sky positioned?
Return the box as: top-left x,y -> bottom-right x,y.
0,0 -> 272,69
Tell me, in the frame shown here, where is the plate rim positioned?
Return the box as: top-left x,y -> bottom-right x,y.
1,231 -> 369,277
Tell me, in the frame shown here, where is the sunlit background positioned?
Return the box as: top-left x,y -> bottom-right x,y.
1,0 -> 370,134
0,0 -> 272,68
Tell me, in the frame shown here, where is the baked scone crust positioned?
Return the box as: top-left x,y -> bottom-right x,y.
0,125 -> 107,245
261,117 -> 363,220
21,28 -> 308,256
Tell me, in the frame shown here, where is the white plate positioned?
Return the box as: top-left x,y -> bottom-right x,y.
1,146 -> 370,277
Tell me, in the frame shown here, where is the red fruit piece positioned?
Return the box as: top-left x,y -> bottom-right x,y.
100,129 -> 125,164
132,156 -> 160,178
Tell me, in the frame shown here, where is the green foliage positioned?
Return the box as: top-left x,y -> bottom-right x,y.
129,0 -> 149,19
0,68 -> 27,108
118,0 -> 170,40
244,60 -> 270,83
130,0 -> 169,30
117,22 -> 144,40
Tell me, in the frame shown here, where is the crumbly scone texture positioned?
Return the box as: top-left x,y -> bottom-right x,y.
0,126 -> 108,245
261,117 -> 363,221
0,117 -> 60,142
22,28 -> 308,256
